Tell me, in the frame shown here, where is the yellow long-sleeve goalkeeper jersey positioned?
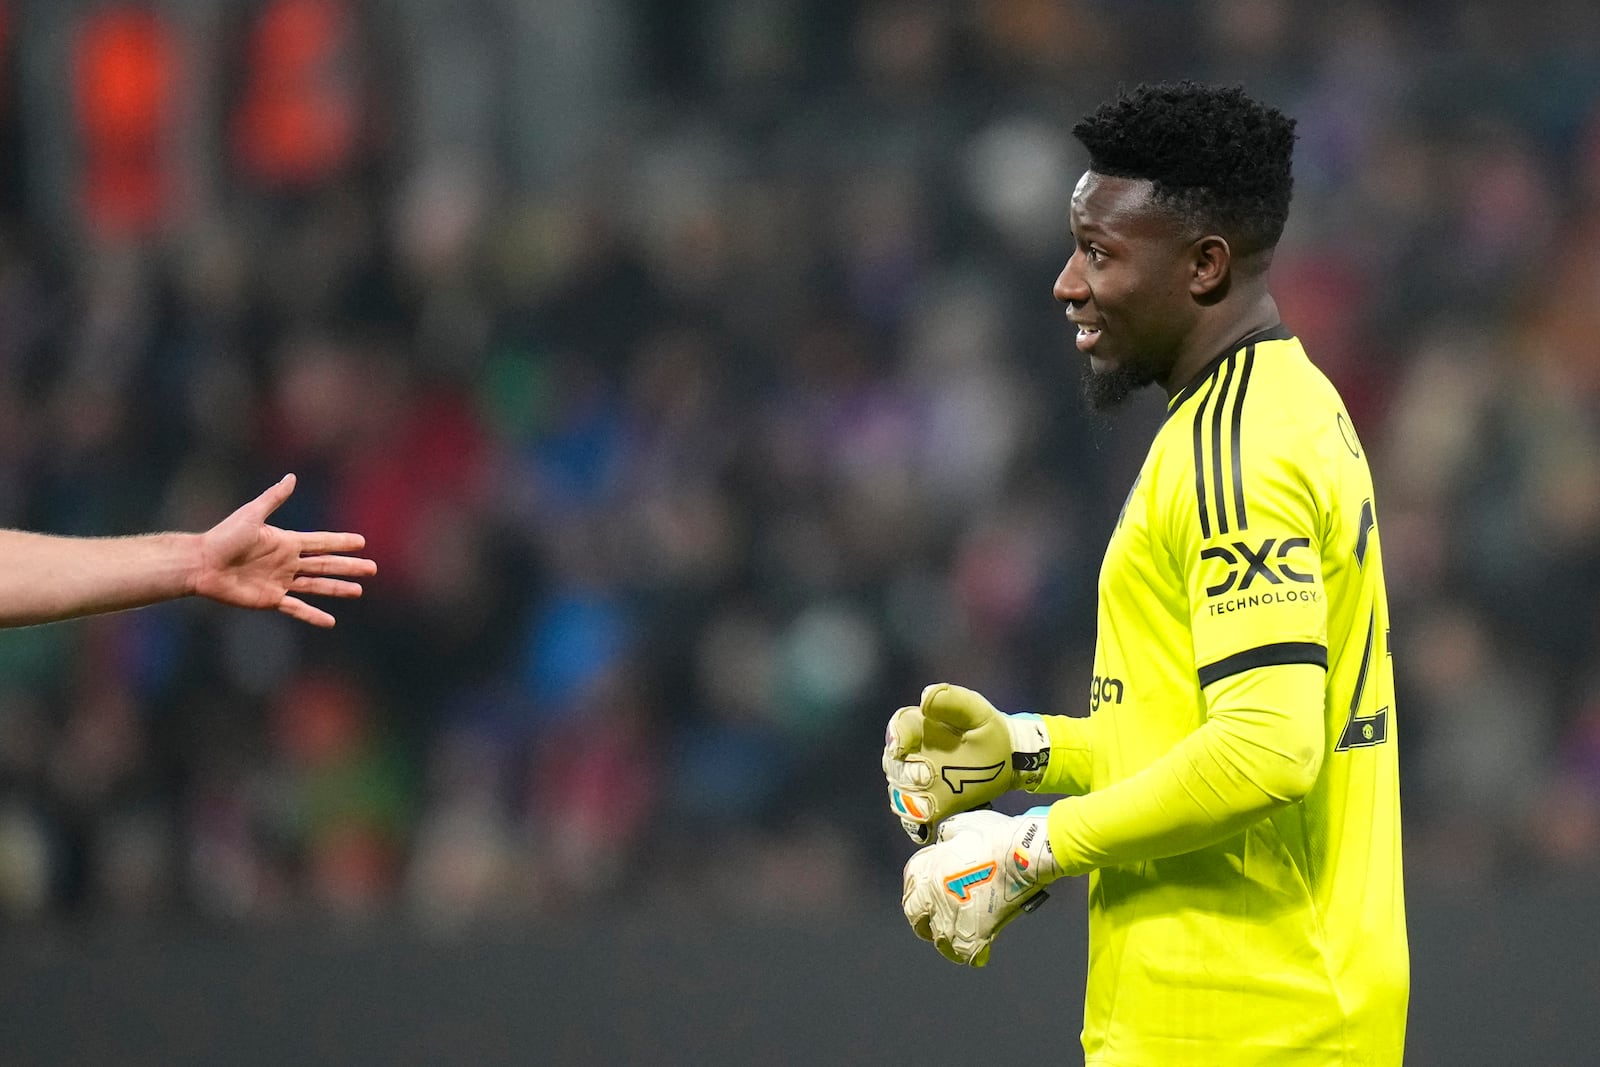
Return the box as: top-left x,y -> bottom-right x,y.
1035,326 -> 1407,1066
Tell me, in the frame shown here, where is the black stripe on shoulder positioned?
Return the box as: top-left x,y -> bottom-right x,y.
1229,347 -> 1255,531
1191,374 -> 1218,539
1209,355 -> 1236,535
1198,641 -> 1329,688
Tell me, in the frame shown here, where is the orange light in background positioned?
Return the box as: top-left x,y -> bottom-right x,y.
72,5 -> 180,237
231,0 -> 359,190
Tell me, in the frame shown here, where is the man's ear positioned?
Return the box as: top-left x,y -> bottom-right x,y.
1189,235 -> 1231,299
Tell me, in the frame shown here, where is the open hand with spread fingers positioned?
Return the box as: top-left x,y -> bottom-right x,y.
192,474 -> 377,628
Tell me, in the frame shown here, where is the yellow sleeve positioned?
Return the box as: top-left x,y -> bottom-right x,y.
1043,380 -> 1337,876
1045,662 -> 1325,877
1031,714 -> 1093,796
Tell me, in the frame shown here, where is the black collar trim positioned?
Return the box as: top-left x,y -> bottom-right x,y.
1165,323 -> 1294,417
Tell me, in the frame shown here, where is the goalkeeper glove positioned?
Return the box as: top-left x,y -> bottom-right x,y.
883,683 -> 1050,843
901,807 -> 1059,967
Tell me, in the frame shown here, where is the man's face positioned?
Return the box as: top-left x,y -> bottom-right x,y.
1053,172 -> 1200,409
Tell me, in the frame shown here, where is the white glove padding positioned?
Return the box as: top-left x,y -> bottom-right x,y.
902,807 -> 1060,967
884,683 -> 1051,843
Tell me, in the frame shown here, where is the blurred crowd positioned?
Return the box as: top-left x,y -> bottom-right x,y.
0,0 -> 1598,929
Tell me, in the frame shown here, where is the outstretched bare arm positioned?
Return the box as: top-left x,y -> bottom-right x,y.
0,474 -> 376,629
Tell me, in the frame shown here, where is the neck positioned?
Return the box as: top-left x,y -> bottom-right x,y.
1160,292 -> 1280,398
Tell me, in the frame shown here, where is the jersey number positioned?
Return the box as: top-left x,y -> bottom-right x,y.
1335,610 -> 1389,750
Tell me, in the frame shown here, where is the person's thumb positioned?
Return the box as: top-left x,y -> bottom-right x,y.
887,704 -> 928,757
919,683 -> 1000,734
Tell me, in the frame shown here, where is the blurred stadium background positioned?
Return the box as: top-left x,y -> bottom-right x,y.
0,0 -> 1598,1062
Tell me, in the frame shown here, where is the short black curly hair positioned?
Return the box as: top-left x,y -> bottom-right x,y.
1072,82 -> 1297,257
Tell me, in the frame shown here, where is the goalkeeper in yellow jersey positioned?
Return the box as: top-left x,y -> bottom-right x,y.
884,83 -> 1407,1066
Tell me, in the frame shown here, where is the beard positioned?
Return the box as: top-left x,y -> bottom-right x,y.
1081,355 -> 1158,411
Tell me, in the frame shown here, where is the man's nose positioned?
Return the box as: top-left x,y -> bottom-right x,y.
1054,251 -> 1087,305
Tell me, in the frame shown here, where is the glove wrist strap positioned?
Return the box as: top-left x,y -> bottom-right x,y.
1017,806 -> 1062,884
1006,713 -> 1052,791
